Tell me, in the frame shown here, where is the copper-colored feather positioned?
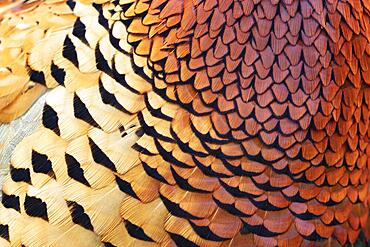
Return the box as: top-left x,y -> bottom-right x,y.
0,0 -> 369,246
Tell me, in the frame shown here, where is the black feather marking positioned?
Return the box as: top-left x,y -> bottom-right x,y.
241,222 -> 279,237
159,193 -> 200,220
193,156 -> 230,178
144,94 -> 172,121
98,14 -> 109,30
154,139 -> 192,168
135,129 -> 144,137
169,128 -> 207,158
99,79 -> 129,113
247,197 -> 282,211
103,242 -> 116,247
66,0 -> 76,10
95,44 -> 112,76
142,160 -> 168,183
124,220 -> 154,242
132,144 -> 153,155
112,61 -> 140,94
303,232 -> 327,242
0,224 -> 9,241
63,36 -> 79,68
189,221 -> 229,241
29,69 -> 46,85
50,62 -> 66,86
73,93 -> 100,128
67,201 -> 94,231
65,154 -> 90,187
119,125 -> 127,137
88,137 -> 116,171
42,104 -> 60,135
115,176 -> 138,199
213,196 -> 250,217
169,233 -> 199,247
72,18 -> 88,45
31,150 -> 55,178
2,193 -> 20,212
10,166 -> 31,184
108,28 -> 123,52
219,179 -> 259,199
93,4 -> 109,30
289,210 -> 317,221
138,112 -> 175,143
24,195 -> 48,221
170,167 -> 208,193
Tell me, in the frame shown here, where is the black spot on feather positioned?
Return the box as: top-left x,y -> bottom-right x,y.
88,137 -> 116,171
50,62 -> 65,86
103,242 -> 116,247
10,166 -> 31,184
65,154 -> 90,187
2,193 -> 20,212
72,18 -> 88,45
73,94 -> 100,128
93,4 -> 109,30
170,166 -> 208,193
31,150 -> 54,178
189,221 -> 229,241
67,201 -> 94,231
0,224 -> 9,241
142,160 -> 167,183
99,79 -> 128,113
29,69 -> 46,85
24,195 -> 48,221
66,0 -> 76,10
115,176 -> 138,199
42,104 -> 60,135
124,220 -> 154,242
63,36 -> 79,68
159,193 -> 200,220
169,233 -> 199,247
95,44 -> 112,76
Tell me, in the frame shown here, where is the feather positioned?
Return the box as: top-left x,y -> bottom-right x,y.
0,0 -> 369,246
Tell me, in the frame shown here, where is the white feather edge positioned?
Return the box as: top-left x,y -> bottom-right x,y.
0,92 -> 47,192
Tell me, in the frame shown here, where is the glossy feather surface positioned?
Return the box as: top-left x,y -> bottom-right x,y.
0,0 -> 369,246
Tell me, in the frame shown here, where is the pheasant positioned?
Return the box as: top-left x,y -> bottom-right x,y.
0,0 -> 369,246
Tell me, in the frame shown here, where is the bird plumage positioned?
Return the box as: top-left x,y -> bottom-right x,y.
0,0 -> 369,246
